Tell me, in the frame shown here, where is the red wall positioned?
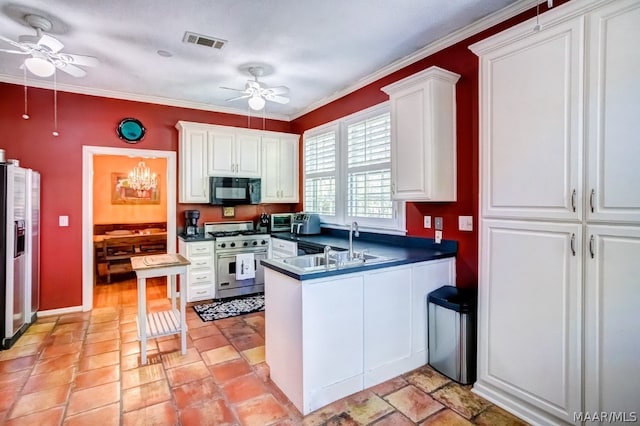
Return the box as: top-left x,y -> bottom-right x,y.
290,2 -> 565,287
0,0 -> 564,308
0,85 -> 292,310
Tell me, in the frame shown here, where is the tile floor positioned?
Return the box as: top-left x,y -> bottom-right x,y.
0,278 -> 528,425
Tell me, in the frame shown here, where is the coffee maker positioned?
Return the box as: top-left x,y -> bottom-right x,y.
184,210 -> 200,237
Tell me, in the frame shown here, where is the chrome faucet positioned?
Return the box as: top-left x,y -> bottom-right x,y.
349,221 -> 359,259
324,245 -> 333,268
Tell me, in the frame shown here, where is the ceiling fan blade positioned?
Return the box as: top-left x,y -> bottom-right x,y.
225,94 -> 251,102
37,34 -> 64,53
265,86 -> 289,95
0,34 -> 29,51
61,53 -> 99,67
220,86 -> 248,93
56,62 -> 86,77
0,48 -> 28,54
265,94 -> 290,104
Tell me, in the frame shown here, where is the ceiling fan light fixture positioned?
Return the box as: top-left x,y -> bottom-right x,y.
24,56 -> 55,77
248,93 -> 266,111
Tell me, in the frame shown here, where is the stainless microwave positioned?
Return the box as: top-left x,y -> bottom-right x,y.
209,177 -> 261,205
270,213 -> 294,232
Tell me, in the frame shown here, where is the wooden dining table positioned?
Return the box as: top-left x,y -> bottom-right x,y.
94,231 -> 168,282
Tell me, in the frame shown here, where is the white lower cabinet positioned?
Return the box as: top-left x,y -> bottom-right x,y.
178,240 -> 215,302
269,238 -> 297,259
475,220 -> 582,425
585,225 -> 640,420
265,257 -> 455,415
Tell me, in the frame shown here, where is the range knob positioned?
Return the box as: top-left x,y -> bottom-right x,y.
261,240 -> 267,245
220,243 -> 226,248
243,241 -> 249,247
252,241 -> 258,246
230,242 -> 236,248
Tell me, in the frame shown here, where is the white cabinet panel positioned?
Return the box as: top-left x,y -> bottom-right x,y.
269,238 -> 297,259
478,18 -> 583,220
363,268 -> 412,373
302,275 -> 364,412
208,130 -> 260,177
178,239 -> 215,302
585,225 -> 640,418
382,66 -> 459,202
176,122 -> 209,203
586,0 -> 640,223
477,220 -> 582,423
261,134 -> 299,203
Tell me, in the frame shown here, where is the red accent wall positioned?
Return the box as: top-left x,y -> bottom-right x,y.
0,85 -> 292,310
291,2 -> 566,288
0,0 -> 566,308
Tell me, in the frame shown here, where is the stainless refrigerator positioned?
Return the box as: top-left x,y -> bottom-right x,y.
1,162 -> 37,349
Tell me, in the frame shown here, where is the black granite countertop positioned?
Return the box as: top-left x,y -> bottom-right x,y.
262,228 -> 457,281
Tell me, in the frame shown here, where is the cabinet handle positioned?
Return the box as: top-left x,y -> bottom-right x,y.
590,189 -> 595,213
589,235 -> 595,258
570,233 -> 576,256
571,189 -> 576,212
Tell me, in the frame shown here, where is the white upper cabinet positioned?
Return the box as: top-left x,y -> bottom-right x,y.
586,0 -> 640,223
382,66 -> 460,202
176,121 -> 209,203
472,17 -> 584,221
261,134 -> 299,203
176,121 -> 299,204
208,128 -> 261,177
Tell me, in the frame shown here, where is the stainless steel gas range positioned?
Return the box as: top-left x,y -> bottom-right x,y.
204,221 -> 270,299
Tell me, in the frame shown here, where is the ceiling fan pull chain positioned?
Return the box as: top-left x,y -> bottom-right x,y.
52,71 -> 59,137
22,66 -> 29,120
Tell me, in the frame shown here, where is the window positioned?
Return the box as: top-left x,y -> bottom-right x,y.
303,103 -> 404,232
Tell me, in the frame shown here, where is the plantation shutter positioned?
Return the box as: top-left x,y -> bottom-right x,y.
304,130 -> 336,215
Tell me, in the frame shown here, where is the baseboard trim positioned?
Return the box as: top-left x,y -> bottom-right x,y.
38,306 -> 84,317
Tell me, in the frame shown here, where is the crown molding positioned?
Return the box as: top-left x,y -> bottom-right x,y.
0,74 -> 291,122
0,0 -> 533,124
289,0 -> 533,120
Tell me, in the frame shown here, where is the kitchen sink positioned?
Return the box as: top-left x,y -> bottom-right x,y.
279,251 -> 392,273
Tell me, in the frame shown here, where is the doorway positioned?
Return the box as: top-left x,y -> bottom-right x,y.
82,146 -> 177,311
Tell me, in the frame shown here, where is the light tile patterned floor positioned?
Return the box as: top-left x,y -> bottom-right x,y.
0,279 -> 528,425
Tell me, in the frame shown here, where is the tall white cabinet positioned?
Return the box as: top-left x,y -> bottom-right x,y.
471,0 -> 640,424
261,134 -> 299,203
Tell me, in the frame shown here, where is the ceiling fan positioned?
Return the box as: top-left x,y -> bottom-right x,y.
222,66 -> 290,111
0,14 -> 99,78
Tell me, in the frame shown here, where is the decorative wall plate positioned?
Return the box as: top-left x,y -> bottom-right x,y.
117,118 -> 146,143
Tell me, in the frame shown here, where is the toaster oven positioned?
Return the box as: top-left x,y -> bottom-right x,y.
270,213 -> 294,232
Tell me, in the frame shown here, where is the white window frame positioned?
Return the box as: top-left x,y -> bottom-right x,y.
303,102 -> 405,234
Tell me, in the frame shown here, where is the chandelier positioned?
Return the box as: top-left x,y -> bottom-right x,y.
128,161 -> 157,192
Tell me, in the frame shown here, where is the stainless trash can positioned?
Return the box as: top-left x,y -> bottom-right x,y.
427,285 -> 477,385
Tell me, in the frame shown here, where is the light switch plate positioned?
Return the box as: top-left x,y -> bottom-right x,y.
59,215 -> 69,227
458,216 -> 473,231
434,217 -> 443,230
423,216 -> 431,228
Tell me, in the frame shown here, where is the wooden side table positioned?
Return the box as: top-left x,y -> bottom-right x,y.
130,254 -> 190,365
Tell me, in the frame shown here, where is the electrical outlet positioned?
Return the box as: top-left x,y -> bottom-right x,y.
434,217 -> 443,230
458,216 -> 473,231
423,216 -> 431,228
435,230 -> 442,243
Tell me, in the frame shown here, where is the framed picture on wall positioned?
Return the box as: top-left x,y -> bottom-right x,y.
111,173 -> 160,204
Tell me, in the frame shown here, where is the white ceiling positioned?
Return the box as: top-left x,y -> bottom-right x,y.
0,0 -> 527,120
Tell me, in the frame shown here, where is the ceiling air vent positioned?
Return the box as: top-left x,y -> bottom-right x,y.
182,31 -> 226,49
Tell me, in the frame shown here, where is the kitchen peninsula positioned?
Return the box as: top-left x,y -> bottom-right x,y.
261,231 -> 457,415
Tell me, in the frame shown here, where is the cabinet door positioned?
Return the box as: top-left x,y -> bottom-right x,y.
179,127 -> 209,203
586,0 -> 640,223
478,18 -> 583,221
278,136 -> 299,202
477,219 -> 582,423
363,267 -> 412,386
236,132 -> 261,177
207,130 -> 236,176
585,225 -> 640,418
261,136 -> 281,202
